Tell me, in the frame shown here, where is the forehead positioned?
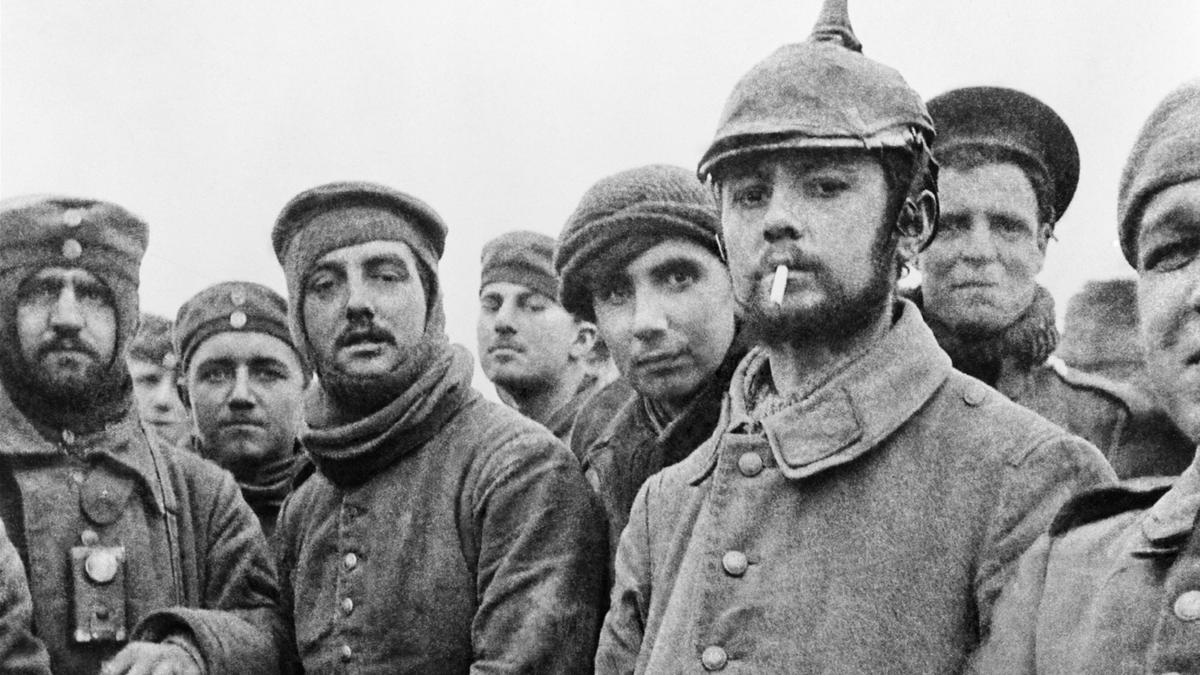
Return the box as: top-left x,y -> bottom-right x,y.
939,163 -> 1037,214
479,280 -> 556,304
720,149 -> 882,181
189,331 -> 301,370
314,240 -> 418,269
128,359 -> 171,375
1138,180 -> 1200,244
623,239 -> 724,278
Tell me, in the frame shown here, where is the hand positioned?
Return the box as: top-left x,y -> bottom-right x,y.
100,640 -> 202,675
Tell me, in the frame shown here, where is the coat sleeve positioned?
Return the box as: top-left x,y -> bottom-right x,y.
973,435 -> 1115,633
469,435 -> 608,674
132,470 -> 284,674
0,519 -> 50,675
594,475 -> 655,675
965,534 -> 1050,674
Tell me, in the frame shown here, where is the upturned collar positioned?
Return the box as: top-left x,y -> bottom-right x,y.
690,299 -> 952,482
1140,462 -> 1200,547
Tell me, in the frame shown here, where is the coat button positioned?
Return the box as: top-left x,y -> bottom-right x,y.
84,550 -> 119,584
962,384 -> 987,407
1175,590 -> 1200,620
343,552 -> 358,571
737,452 -> 763,477
80,529 -> 100,546
341,597 -> 354,615
701,645 -> 727,671
722,550 -> 749,577
340,644 -> 353,662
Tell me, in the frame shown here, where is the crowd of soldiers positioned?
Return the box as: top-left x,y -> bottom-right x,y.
1,0 -> 1199,672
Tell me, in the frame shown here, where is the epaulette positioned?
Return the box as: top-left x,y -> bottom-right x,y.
1046,356 -> 1156,417
1049,476 -> 1175,536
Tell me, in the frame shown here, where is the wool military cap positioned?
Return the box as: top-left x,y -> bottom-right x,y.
554,164 -> 721,321
129,313 -> 177,369
173,281 -> 305,377
927,86 -> 1079,224
1118,79 -> 1200,267
698,0 -> 933,181
480,231 -> 559,302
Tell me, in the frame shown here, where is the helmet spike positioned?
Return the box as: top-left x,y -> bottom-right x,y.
810,0 -> 862,53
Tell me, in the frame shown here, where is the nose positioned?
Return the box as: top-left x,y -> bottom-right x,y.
631,292 -> 669,343
150,375 -> 179,412
492,300 -> 517,335
344,275 -> 375,323
958,217 -> 999,263
227,366 -> 255,410
50,284 -> 84,331
763,189 -> 803,244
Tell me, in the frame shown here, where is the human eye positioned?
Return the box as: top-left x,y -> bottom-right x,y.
197,364 -> 234,384
938,214 -> 969,235
1141,236 -> 1200,273
305,270 -> 340,298
479,295 -> 500,313
656,262 -> 699,291
523,296 -> 549,313
370,259 -> 412,284
252,363 -> 289,383
803,172 -> 851,199
593,282 -> 633,307
992,215 -> 1035,240
726,179 -> 768,210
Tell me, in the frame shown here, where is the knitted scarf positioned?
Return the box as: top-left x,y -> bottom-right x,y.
908,285 -> 1058,386
301,344 -> 474,488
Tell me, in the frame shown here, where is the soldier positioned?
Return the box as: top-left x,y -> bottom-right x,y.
913,86 -> 1192,477
554,164 -> 746,556
0,518 -> 49,675
595,2 -> 1115,672
0,196 -> 280,673
270,182 -> 606,672
127,313 -> 190,447
173,282 -> 307,537
969,79 -> 1200,675
476,230 -> 600,440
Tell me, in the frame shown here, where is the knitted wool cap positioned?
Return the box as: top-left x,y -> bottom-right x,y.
928,86 -> 1079,224
0,194 -> 147,364
271,181 -> 449,357
554,164 -> 722,321
698,0 -> 933,181
480,230 -> 559,301
129,312 -> 177,368
1058,278 -> 1140,371
1118,79 -> 1200,267
173,281 -> 307,378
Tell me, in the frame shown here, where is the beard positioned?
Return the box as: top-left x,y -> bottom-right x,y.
738,231 -> 898,349
26,349 -> 110,407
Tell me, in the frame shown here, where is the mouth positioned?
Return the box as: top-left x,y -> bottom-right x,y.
634,351 -> 687,371
220,420 -> 265,432
488,343 -> 525,355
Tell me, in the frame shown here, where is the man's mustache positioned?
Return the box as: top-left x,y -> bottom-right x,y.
334,324 -> 396,349
36,335 -> 100,361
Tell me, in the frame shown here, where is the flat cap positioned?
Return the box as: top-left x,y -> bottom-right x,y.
928,86 -> 1079,223
480,231 -> 559,302
173,281 -> 303,376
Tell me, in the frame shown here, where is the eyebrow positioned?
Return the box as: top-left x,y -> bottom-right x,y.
648,256 -> 704,275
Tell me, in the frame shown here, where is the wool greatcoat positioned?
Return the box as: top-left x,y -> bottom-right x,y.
0,386 -> 283,673
0,517 -> 49,674
274,346 -> 607,673
967,461 -> 1200,673
596,300 -> 1116,673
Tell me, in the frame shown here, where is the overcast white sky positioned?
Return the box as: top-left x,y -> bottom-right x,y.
3,1 -> 1199,395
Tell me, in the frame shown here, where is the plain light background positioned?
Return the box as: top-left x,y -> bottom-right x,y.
3,1 -> 1199,396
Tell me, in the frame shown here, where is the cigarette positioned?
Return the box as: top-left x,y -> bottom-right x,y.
770,264 -> 788,305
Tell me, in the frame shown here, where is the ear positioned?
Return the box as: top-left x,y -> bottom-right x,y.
896,190 -> 937,264
1036,222 -> 1054,255
568,320 -> 598,362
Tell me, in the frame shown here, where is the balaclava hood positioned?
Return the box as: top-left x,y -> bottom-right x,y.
0,194 -> 147,433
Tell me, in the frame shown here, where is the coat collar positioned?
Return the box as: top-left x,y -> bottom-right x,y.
1140,460 -> 1200,546
690,299 -> 952,482
0,381 -> 166,513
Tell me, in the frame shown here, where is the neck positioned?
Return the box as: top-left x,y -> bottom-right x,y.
501,365 -> 588,426
765,305 -> 892,400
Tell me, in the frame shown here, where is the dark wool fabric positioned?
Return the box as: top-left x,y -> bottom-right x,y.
172,280 -> 304,377
0,195 -> 148,434
908,284 -> 1058,385
0,518 -> 49,674
479,230 -> 559,301
1118,79 -> 1200,266
554,164 -> 721,320
128,313 -> 175,366
271,181 -> 449,359
188,435 -> 299,538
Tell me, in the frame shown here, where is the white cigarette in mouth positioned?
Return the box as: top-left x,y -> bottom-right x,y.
770,264 -> 788,305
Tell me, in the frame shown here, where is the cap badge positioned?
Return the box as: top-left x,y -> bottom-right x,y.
229,311 -> 248,329
229,289 -> 246,306
161,353 -> 178,370
62,239 -> 83,260
62,209 -> 85,227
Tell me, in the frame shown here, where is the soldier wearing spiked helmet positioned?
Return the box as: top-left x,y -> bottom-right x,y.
596,2 -> 1113,671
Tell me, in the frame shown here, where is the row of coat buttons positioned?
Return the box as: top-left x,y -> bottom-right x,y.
700,451 -> 759,670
